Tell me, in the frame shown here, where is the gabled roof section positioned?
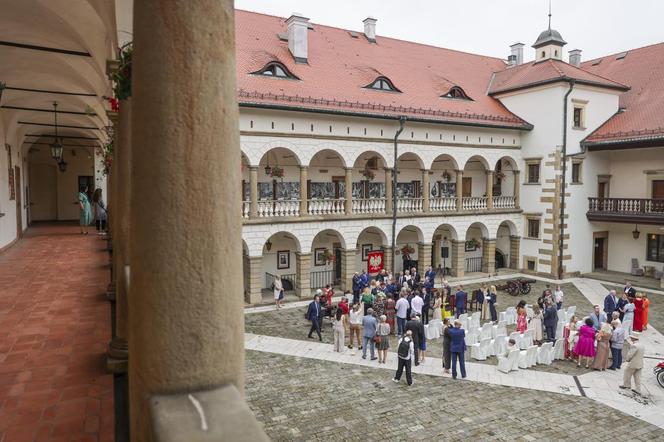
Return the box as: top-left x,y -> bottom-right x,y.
488,58 -> 629,95
581,42 -> 664,148
235,10 -> 531,130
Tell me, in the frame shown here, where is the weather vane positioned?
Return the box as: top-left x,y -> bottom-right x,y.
548,0 -> 552,30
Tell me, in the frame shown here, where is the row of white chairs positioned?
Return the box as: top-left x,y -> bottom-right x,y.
497,338 -> 565,373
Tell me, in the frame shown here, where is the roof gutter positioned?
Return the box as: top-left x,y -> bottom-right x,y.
391,117 -> 406,263
558,79 -> 575,280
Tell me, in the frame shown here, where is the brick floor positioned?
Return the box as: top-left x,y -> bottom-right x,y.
0,223 -> 113,442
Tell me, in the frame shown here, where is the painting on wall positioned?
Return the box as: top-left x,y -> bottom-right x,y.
276,182 -> 300,200
309,182 -> 334,199
431,182 -> 456,197
314,248 -> 326,266
277,250 -> 290,269
361,244 -> 373,261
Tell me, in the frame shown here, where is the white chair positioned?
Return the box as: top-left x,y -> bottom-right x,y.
498,311 -> 507,323
464,329 -> 478,347
508,331 -> 521,348
494,322 -> 507,339
458,313 -> 469,330
555,322 -> 564,341
480,322 -> 493,341
429,319 -> 443,335
566,305 -> 576,319
526,305 -> 535,319
537,342 -> 554,365
552,338 -> 565,360
471,337 -> 492,361
492,334 -> 507,357
520,329 -> 534,349
424,324 -> 440,340
519,345 -> 539,369
558,311 -> 567,324
497,348 -> 520,373
469,312 -> 481,330
505,307 -> 517,325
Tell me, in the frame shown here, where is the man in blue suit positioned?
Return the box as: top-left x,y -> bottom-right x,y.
455,285 -> 467,318
604,289 -> 619,317
448,320 -> 466,379
306,294 -> 322,341
543,300 -> 558,342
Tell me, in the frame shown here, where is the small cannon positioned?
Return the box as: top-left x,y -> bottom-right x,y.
496,278 -> 536,296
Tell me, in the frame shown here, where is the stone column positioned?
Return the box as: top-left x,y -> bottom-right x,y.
246,256 -> 262,304
510,235 -> 521,270
384,168 -> 393,214
417,242 -> 432,271
249,166 -> 258,218
456,170 -> 463,211
340,248 -> 357,291
106,164 -> 116,300
432,238 -> 441,269
486,170 -> 494,209
295,252 -> 311,298
344,167 -> 353,215
422,169 -> 430,212
482,238 -> 496,274
514,170 -> 520,208
129,1 -> 247,439
450,240 -> 465,278
299,166 -> 308,216
106,99 -> 131,373
382,246 -> 394,274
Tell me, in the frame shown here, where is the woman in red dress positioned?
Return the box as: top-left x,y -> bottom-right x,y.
633,293 -> 644,332
385,294 -> 396,335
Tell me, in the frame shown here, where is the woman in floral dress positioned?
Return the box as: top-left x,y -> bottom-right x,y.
516,301 -> 528,333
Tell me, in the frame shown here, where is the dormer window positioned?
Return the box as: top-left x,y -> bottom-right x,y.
442,86 -> 472,100
252,62 -> 298,79
365,76 -> 400,92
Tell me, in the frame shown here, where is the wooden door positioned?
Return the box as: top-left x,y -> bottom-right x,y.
462,177 -> 472,197
15,166 -> 22,237
594,238 -> 605,270
598,182 -> 606,198
653,180 -> 664,199
29,163 -> 57,221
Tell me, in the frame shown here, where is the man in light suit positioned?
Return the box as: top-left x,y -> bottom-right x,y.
589,305 -> 607,331
620,332 -> 645,395
543,300 -> 558,342
306,294 -> 322,341
604,289 -> 619,317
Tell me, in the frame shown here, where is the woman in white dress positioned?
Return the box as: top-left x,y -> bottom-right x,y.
530,305 -> 544,344
273,276 -> 283,309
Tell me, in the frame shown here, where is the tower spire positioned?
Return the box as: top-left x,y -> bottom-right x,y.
548,0 -> 552,30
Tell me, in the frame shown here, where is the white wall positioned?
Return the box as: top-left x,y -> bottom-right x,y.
0,120 -> 25,250
606,224 -> 664,274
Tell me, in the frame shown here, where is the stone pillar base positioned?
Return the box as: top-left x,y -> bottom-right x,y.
417,242 -> 432,273
246,256 -> 263,305
450,240 -> 465,278
295,253 -> 311,298
106,337 -> 128,373
106,283 -> 116,301
509,236 -> 520,270
482,239 -> 496,274
340,248 -> 357,292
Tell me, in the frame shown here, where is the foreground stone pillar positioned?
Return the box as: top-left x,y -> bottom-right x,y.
106,164 -> 116,301
246,256 -> 263,304
486,170 -> 494,209
340,248 -> 356,291
382,246 -> 394,274
417,242 -> 431,272
432,238 -> 441,269
384,168 -> 393,214
422,169 -> 430,212
514,170 -> 521,208
482,238 -> 496,274
456,170 -> 463,211
450,240 -> 465,278
510,235 -> 521,270
129,1 -> 259,440
106,99 -> 131,372
300,166 -> 308,216
344,167 -> 353,214
295,252 -> 311,298
249,166 -> 258,218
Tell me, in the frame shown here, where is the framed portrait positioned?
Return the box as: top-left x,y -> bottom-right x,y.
361,244 -> 373,261
277,250 -> 290,269
464,241 -> 476,252
314,248 -> 326,266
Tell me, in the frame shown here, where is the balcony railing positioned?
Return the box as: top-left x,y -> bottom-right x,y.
396,197 -> 423,213
353,198 -> 386,214
462,196 -> 487,210
257,200 -> 300,218
587,197 -> 664,225
430,197 -> 456,212
465,257 -> 482,273
493,195 -> 516,209
242,201 -> 250,218
310,270 -> 335,289
308,198 -> 345,215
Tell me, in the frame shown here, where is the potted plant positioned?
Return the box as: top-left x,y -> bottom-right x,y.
466,238 -> 482,250
442,170 -> 451,182
112,42 -> 132,101
361,168 -> 375,180
269,166 -> 284,178
322,249 -> 336,263
400,244 -> 415,256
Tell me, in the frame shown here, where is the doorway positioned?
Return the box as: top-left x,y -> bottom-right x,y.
593,232 -> 609,271
78,175 -> 94,200
653,180 -> 664,199
29,163 -> 58,221
462,177 -> 472,197
15,166 -> 22,237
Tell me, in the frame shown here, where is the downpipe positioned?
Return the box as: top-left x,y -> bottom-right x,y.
558,80 -> 575,280
391,117 -> 406,261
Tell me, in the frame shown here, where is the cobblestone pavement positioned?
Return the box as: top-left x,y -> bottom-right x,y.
245,281 -> 593,375
245,350 -> 664,442
602,283 -> 664,333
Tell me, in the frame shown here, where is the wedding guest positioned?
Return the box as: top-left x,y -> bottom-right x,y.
530,305 -> 544,345
442,318 -> 451,374
621,297 -> 635,336
623,281 -> 636,298
385,294 -> 396,335
604,289 -> 619,317
620,332 -> 645,395
617,292 -> 629,321
488,285 -> 498,322
361,308 -> 378,361
608,320 -> 625,370
592,322 -> 612,370
454,286 -> 467,318
372,293 -> 386,318
306,294 -> 322,341
543,300 -> 558,342
642,294 -> 650,331
554,285 -> 564,310
589,305 -> 607,331
361,287 -> 374,316
348,303 -> 363,351
516,300 -> 527,333
563,315 -> 578,360
395,290 -> 409,337
431,291 -> 442,322
573,317 -> 597,369
393,330 -> 414,386
448,320 -> 467,380
332,308 -> 347,352
633,293 -> 644,332
478,284 -> 489,321
376,315 -> 391,364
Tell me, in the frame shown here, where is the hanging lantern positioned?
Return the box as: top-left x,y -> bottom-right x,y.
632,225 -> 640,239
58,157 -> 67,172
50,102 -> 64,161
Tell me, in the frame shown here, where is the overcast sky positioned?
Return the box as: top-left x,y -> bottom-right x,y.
235,0 -> 664,62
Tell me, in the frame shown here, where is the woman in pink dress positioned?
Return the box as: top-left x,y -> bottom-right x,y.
573,317 -> 597,368
516,301 -> 527,333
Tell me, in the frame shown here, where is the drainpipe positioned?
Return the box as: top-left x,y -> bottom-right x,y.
391,117 -> 406,265
558,80 -> 575,280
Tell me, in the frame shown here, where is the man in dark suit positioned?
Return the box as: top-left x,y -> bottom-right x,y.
454,285 -> 466,318
422,288 -> 431,325
543,300 -> 558,342
448,320 -> 466,379
624,282 -> 636,298
306,294 -> 322,341
405,314 -> 422,366
604,289 -> 619,316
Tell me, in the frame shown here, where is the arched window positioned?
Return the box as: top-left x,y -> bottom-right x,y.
252,62 -> 299,79
442,86 -> 472,100
365,76 -> 400,92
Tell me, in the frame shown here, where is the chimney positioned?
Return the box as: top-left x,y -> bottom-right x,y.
363,17 -> 377,43
286,13 -> 309,64
509,42 -> 524,66
569,49 -> 582,67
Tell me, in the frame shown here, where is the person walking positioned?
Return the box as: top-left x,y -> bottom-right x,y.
273,275 -> 284,309
442,318 -> 451,374
488,285 -> 498,322
78,185 -> 92,234
393,330 -> 414,386
361,308 -> 378,360
348,303 -> 363,351
543,300 -> 558,342
395,290 -> 409,337
376,315 -> 391,364
332,308 -> 346,352
306,294 -> 322,341
405,314 -> 423,366
91,188 -> 107,235
454,286 -> 467,318
620,332 -> 645,395
608,320 -> 625,370
448,319 -> 466,379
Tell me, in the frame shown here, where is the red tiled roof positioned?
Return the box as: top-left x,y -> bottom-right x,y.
487,58 -> 629,95
581,42 -> 664,146
235,10 -> 531,129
